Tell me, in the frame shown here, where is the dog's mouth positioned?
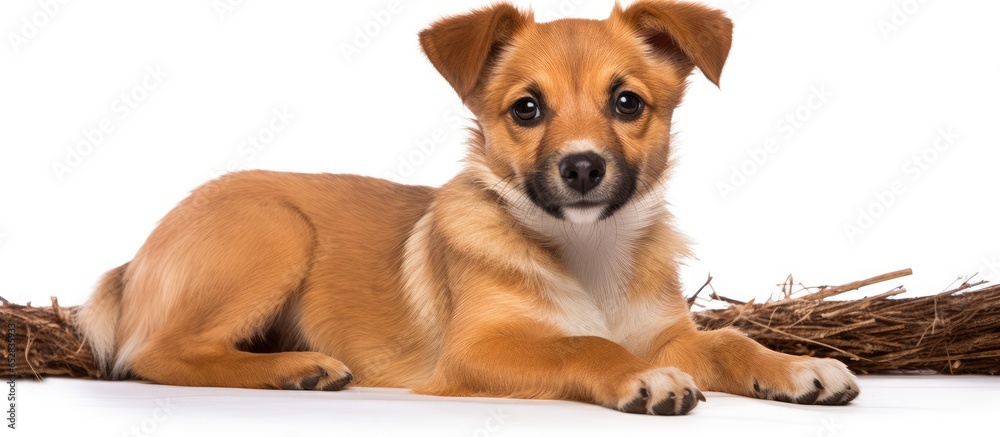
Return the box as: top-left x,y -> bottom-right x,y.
561,204 -> 614,224
523,155 -> 637,223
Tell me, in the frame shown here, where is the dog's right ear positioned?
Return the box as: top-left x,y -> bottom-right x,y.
419,3 -> 530,102
614,0 -> 733,87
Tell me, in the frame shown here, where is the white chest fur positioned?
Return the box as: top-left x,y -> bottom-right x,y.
468,162 -> 679,351
513,184 -> 672,348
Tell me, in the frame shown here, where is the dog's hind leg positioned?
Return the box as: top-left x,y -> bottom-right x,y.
117,191 -> 353,390
133,342 -> 354,390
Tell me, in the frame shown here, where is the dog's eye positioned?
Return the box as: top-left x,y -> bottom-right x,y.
511,97 -> 542,124
614,92 -> 644,118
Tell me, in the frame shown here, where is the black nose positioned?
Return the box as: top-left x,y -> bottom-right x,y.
558,152 -> 606,195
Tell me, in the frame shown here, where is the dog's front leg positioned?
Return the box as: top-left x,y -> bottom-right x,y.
417,259 -> 703,415
422,325 -> 704,415
648,327 -> 860,405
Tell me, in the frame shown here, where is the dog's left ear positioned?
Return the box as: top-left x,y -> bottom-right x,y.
419,3 -> 530,102
614,0 -> 733,87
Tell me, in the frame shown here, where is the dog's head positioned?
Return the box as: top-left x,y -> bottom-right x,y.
420,1 -> 732,224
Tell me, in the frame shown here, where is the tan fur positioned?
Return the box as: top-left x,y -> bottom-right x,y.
75,0 -> 858,414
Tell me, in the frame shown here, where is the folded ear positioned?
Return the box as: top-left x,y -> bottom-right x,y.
615,0 -> 733,87
419,3 -> 530,102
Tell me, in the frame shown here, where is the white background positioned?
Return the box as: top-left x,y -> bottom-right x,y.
3,1 -> 1000,436
1,1 -> 998,305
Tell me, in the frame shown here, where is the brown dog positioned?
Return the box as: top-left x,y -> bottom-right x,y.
76,0 -> 859,415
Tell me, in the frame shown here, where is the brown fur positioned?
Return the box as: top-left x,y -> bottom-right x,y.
76,0 -> 858,414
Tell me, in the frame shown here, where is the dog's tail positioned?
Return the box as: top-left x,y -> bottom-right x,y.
75,262 -> 129,379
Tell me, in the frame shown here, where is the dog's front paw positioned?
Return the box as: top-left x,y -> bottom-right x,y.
753,358 -> 859,405
607,367 -> 705,415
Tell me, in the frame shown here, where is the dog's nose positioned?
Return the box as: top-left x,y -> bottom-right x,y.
558,152 -> 606,195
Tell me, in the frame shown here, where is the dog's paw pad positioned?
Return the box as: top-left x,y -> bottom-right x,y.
815,384 -> 860,405
619,387 -> 649,414
279,364 -> 352,391
616,368 -> 702,415
754,358 -> 860,405
320,373 -> 354,391
300,368 -> 327,390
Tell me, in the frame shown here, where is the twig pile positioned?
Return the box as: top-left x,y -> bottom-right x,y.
1,268 -> 998,379
691,269 -> 1000,374
0,297 -> 98,379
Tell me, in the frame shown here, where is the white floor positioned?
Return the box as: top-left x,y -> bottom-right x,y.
12,375 -> 999,436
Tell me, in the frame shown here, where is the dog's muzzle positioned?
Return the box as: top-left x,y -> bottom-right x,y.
525,151 -> 636,222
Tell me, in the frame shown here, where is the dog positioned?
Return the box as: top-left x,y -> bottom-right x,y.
76,0 -> 859,415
